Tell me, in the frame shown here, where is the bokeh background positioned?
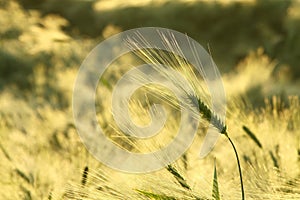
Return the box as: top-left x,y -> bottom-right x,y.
1,0 -> 300,107
1,0 -> 300,199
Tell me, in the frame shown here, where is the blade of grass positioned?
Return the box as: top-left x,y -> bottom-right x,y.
269,150 -> 279,168
0,142 -> 12,161
135,189 -> 176,200
242,125 -> 262,149
81,166 -> 89,186
212,159 -> 220,200
15,169 -> 32,185
166,165 -> 191,190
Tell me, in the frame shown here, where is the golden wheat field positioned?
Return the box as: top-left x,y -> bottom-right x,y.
1,0 -> 300,199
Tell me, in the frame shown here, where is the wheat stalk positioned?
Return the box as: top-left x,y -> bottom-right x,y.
126,30 -> 245,200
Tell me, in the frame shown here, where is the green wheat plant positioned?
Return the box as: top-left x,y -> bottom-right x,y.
126,32 -> 245,199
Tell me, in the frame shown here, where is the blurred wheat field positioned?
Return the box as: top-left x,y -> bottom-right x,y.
1,0 -> 300,199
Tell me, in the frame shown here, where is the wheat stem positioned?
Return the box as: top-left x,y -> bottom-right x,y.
225,132 -> 245,200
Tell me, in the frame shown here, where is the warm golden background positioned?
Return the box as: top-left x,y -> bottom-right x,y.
0,0 -> 300,199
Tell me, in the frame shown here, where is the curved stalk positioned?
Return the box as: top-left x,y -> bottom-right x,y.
225,132 -> 245,200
